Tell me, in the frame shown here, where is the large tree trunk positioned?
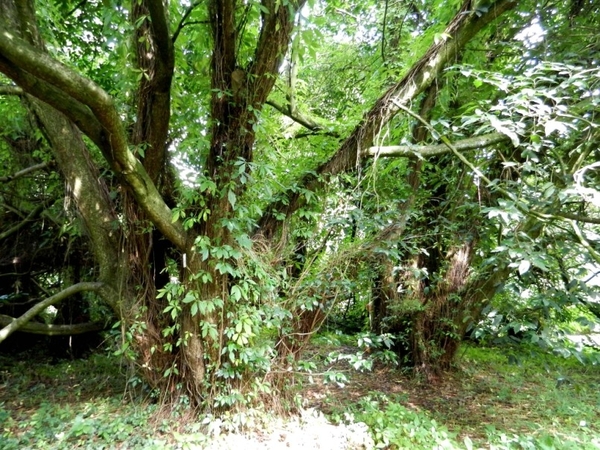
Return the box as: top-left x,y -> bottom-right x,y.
410,238 -> 477,377
0,0 -> 124,309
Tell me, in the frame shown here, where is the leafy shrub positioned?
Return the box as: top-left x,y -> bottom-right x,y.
347,394 -> 460,449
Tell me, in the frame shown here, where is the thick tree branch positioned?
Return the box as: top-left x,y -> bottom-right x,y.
0,57 -> 105,146
558,212 -> 600,225
146,0 -> 173,67
206,0 -> 307,175
0,161 -> 49,182
0,26 -> 120,124
0,282 -> 104,343
0,84 -> 22,95
246,0 -> 308,105
318,0 -> 516,177
131,0 -> 176,185
365,132 -> 510,158
0,315 -> 106,336
0,20 -> 186,250
259,0 -> 517,236
533,211 -> 600,225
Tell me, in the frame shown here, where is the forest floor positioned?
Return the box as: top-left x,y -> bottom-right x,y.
0,336 -> 599,449
302,337 -> 600,448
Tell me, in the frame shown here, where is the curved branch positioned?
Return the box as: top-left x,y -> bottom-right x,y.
0,315 -> 106,336
0,21 -> 186,250
0,57 -> 105,148
0,26 -> 121,128
0,282 -> 104,343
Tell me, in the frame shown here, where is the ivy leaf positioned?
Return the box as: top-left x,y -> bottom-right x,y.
230,285 -> 242,301
182,292 -> 196,304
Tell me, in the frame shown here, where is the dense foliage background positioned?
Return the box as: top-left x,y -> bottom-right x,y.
1,0 -> 599,422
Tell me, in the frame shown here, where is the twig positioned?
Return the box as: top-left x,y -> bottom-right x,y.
65,0 -> 88,18
0,204 -> 44,241
172,0 -> 206,43
0,161 -> 50,182
266,99 -> 324,132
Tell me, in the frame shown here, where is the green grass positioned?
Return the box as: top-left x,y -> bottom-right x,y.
1,343 -> 599,449
451,345 -> 600,449
0,353 -> 167,449
326,344 -> 600,449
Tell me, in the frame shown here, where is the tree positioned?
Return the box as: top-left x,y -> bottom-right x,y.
361,0 -> 600,375
1,0 -> 308,407
2,0 -> 597,410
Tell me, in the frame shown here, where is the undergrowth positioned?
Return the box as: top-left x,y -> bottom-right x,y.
1,341 -> 599,449
320,341 -> 600,449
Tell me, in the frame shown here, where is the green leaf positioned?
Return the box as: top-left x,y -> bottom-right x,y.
230,285 -> 242,301
489,115 -> 520,146
182,292 -> 196,304
227,190 -> 236,209
518,259 -> 531,275
235,233 -> 252,249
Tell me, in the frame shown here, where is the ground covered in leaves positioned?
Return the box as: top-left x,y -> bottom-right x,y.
1,337 -> 599,449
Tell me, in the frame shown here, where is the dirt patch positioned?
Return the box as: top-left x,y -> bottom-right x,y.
205,409 -> 374,449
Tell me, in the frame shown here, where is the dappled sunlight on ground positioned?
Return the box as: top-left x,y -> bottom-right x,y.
1,345 -> 599,448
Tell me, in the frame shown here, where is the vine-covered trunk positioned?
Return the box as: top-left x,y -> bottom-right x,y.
371,236 -> 479,376
409,239 -> 477,376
